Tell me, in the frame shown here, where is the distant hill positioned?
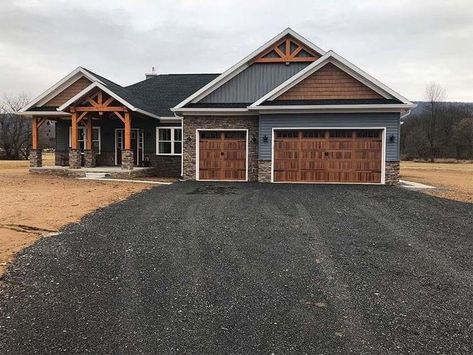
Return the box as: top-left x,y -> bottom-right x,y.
408,101 -> 473,117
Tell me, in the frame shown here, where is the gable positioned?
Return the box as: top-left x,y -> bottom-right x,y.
44,76 -> 93,107
173,28 -> 326,110
275,63 -> 383,101
253,35 -> 321,63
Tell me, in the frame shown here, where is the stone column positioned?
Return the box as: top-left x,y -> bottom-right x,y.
83,150 -> 96,168
29,149 -> 42,168
385,161 -> 400,185
121,149 -> 134,170
69,149 -> 82,169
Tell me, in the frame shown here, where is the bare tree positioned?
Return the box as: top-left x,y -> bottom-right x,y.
0,93 -> 31,160
424,82 -> 447,161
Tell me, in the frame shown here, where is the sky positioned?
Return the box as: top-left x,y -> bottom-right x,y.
0,0 -> 472,102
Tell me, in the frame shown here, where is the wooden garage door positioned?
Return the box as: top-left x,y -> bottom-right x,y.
274,129 -> 382,183
199,131 -> 247,181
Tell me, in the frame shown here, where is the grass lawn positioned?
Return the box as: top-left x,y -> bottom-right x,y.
401,161 -> 473,203
0,154 -> 151,278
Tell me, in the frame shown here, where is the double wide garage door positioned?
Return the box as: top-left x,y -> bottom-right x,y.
274,129 -> 383,183
198,130 -> 247,181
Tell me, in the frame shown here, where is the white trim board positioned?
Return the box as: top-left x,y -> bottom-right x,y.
195,129 -> 249,182
172,28 -> 326,110
270,127 -> 386,185
251,51 -> 415,108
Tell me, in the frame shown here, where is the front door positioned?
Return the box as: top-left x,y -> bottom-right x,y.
115,129 -> 144,166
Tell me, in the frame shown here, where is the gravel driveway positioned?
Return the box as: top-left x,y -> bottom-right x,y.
1,182 -> 472,354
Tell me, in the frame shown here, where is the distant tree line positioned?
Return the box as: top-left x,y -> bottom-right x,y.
0,94 -> 31,160
401,83 -> 473,161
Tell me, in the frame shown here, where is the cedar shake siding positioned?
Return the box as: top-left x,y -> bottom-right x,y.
45,77 -> 92,107
276,63 -> 383,101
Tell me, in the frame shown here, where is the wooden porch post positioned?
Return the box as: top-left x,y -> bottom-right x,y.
86,117 -> 93,150
71,110 -> 78,150
124,111 -> 131,150
31,116 -> 39,150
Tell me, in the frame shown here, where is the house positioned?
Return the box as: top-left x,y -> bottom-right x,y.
20,28 -> 415,184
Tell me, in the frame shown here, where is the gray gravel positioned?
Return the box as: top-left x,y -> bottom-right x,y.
0,182 -> 472,354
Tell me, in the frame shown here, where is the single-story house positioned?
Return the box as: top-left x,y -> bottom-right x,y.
20,28 -> 415,184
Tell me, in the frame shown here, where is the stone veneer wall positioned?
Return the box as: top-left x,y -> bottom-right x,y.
385,161 -> 400,185
183,116 -> 259,181
147,155 -> 182,178
258,160 -> 272,183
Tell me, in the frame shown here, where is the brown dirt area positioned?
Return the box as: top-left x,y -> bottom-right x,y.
0,157 -> 152,278
401,161 -> 473,203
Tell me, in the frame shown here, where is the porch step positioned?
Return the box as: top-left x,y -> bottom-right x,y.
84,172 -> 110,179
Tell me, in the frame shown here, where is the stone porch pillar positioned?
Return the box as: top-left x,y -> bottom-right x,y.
84,150 -> 96,168
121,149 -> 134,170
69,149 -> 82,169
29,149 -> 42,168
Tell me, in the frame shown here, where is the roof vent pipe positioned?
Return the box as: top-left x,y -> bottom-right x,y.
145,66 -> 158,79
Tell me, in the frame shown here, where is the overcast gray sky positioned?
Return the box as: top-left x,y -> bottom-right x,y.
1,0 -> 472,102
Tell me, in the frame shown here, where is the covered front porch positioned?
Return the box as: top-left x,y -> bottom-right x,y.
30,89 -> 139,170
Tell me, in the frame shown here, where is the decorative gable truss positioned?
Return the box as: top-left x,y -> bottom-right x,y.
253,35 -> 321,63
251,51 -> 415,110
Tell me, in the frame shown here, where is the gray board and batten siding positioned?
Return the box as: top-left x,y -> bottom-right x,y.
200,63 -> 310,103
258,113 -> 401,161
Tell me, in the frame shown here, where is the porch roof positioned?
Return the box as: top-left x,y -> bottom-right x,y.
20,66 -> 218,119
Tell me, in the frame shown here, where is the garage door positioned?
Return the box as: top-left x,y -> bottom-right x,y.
273,129 -> 382,183
198,130 -> 247,181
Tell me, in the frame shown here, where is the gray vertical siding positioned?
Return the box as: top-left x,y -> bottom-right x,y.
259,113 -> 401,161
201,63 -> 309,103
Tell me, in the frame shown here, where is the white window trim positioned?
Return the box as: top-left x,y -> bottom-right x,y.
68,126 -> 101,154
156,127 -> 182,156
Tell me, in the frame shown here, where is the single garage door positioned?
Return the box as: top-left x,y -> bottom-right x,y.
198,130 -> 247,181
273,129 -> 383,183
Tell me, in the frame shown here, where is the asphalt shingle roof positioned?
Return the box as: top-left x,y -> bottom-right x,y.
82,68 -> 219,117
125,74 -> 219,116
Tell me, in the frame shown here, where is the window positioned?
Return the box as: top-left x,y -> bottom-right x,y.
276,130 -> 299,139
329,130 -> 353,138
356,130 -> 381,138
69,126 -> 101,154
302,130 -> 325,138
157,127 -> 182,155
